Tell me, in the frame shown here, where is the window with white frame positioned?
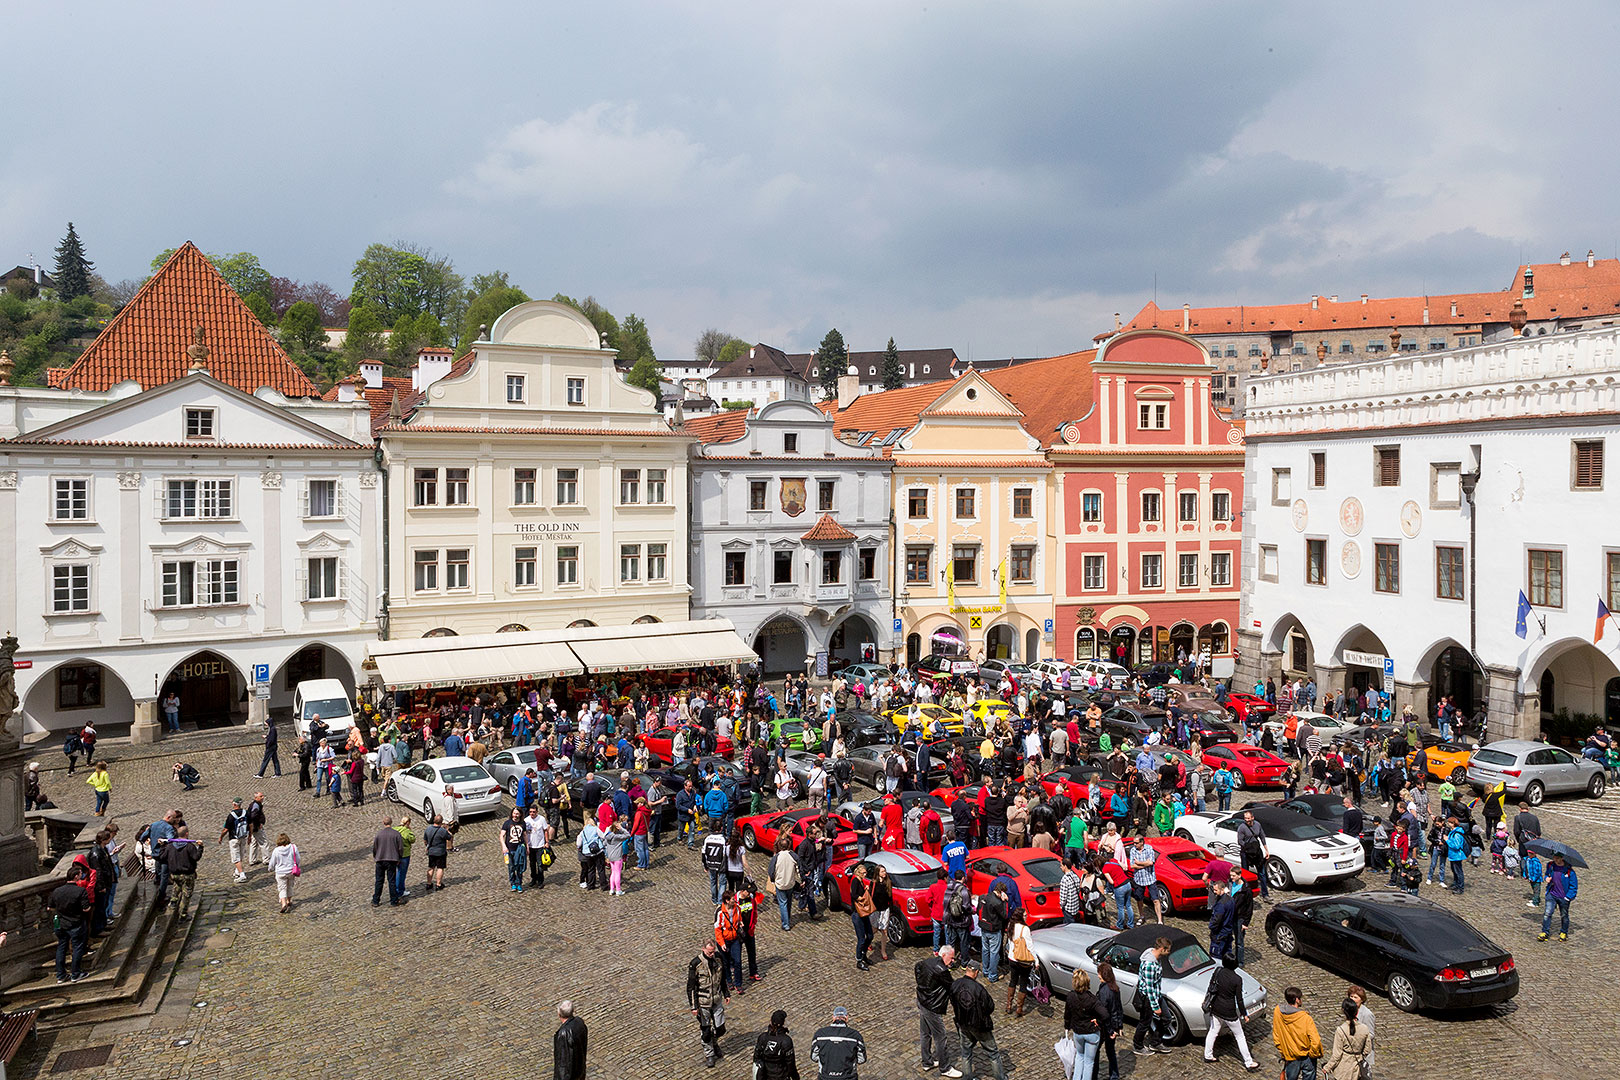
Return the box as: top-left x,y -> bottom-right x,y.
1177,491 -> 1198,522
52,478 -> 89,521
1178,553 -> 1199,587
775,550 -> 794,584
414,550 -> 439,591
1140,553 -> 1163,589
1211,491 -> 1232,521
1211,551 -> 1232,586
1141,491 -> 1162,523
184,407 -> 215,439
566,377 -> 585,405
821,550 -> 843,584
1081,491 -> 1102,523
514,547 -> 537,587
907,489 -> 928,518
1138,403 -> 1168,429
557,546 -> 579,585
904,546 -> 930,584
445,548 -> 470,590
1012,487 -> 1033,519
648,542 -> 668,580
413,468 -> 438,506
858,546 -> 877,580
305,556 -> 341,600
165,478 -> 233,519
749,481 -> 768,511
52,564 -> 90,613
445,468 -> 470,506
1082,554 -> 1105,591
556,468 -> 579,505
952,544 -> 978,583
506,374 -> 526,403
724,551 -> 747,585
513,468 -> 536,505
620,544 -> 641,582
620,469 -> 641,505
160,558 -> 239,607
305,479 -> 337,518
647,469 -> 667,504
954,488 -> 975,519
1010,544 -> 1035,582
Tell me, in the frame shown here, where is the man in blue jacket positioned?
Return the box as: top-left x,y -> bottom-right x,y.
1207,880 -> 1236,959
515,769 -> 538,814
1539,853 -> 1578,941
1444,816 -> 1469,894
703,781 -> 731,838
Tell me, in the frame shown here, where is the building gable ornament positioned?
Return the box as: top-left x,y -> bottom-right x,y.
261,471 -> 283,490
0,471 -> 16,490
116,471 -> 142,490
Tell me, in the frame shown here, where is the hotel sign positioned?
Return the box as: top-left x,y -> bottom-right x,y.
511,522 -> 583,539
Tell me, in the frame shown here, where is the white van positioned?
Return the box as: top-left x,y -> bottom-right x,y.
292,679 -> 356,742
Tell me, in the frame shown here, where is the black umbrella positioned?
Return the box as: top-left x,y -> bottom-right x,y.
1526,837 -> 1588,869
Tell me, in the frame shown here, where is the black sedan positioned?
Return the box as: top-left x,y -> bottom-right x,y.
836,710 -> 896,749
1101,704 -> 1166,743
1266,891 -> 1518,1012
1248,794 -> 1381,861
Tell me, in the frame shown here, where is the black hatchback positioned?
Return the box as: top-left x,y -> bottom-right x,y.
1265,891 -> 1518,1013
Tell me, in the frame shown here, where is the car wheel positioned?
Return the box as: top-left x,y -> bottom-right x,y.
1159,1002 -> 1187,1045
1272,919 -> 1301,957
1173,828 -> 1195,841
1266,856 -> 1294,891
384,779 -> 399,803
1589,773 -> 1607,799
1449,766 -> 1468,785
1152,883 -> 1173,913
1387,971 -> 1420,1013
1525,781 -> 1545,807
423,797 -> 435,819
743,828 -> 760,852
508,778 -> 521,799
886,908 -> 909,946
1229,772 -> 1244,790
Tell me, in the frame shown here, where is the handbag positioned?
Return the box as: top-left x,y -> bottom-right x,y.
1200,982 -> 1216,1017
290,850 -> 302,878
539,846 -> 555,868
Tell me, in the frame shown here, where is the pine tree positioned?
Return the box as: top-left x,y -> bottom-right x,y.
815,328 -> 848,400
52,222 -> 95,301
881,336 -> 903,390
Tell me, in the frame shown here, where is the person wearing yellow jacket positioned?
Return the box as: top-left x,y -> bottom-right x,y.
1272,986 -> 1324,1079
86,762 -> 112,816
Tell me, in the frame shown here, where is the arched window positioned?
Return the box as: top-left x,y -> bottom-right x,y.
568,619 -> 597,629
633,615 -> 660,624
496,623 -> 528,633
422,627 -> 458,638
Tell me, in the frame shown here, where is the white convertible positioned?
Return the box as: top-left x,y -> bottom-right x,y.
385,756 -> 504,821
1172,805 -> 1364,890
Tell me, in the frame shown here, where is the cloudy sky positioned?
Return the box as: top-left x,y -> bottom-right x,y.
6,1 -> 1617,359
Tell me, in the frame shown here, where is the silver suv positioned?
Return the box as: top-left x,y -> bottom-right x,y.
1465,738 -> 1606,806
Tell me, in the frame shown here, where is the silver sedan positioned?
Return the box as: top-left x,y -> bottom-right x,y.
483,745 -> 545,797
1029,922 -> 1267,1042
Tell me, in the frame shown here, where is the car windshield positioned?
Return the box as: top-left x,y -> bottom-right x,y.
1401,909 -> 1498,952
1165,941 -> 1214,977
1471,748 -> 1518,766
1021,857 -> 1064,886
886,867 -> 943,890
1261,815 -> 1337,842
778,721 -> 805,734
302,698 -> 349,721
1234,748 -> 1270,759
440,765 -> 490,784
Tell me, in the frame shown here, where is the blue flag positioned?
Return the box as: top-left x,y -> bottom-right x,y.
1515,591 -> 1532,639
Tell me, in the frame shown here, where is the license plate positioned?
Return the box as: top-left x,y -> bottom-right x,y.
1334,861 -> 1352,870
1469,967 -> 1494,979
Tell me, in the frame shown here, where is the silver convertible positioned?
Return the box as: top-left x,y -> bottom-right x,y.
1028,923 -> 1267,1043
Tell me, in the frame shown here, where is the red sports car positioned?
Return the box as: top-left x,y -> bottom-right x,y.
639,726 -> 734,764
1090,835 -> 1259,912
1202,742 -> 1290,789
734,808 -> 858,861
826,849 -> 946,944
964,845 -> 1066,926
1222,692 -> 1276,728
1034,770 -> 1131,825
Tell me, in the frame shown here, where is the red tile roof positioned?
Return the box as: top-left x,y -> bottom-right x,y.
827,380 -> 954,440
984,350 -> 1097,447
893,457 -> 1052,469
684,408 -> 751,445
7,438 -> 371,452
321,376 -> 416,436
52,242 -> 320,397
800,514 -> 857,542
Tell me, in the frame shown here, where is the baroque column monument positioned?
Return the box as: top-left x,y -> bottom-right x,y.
0,635 -> 37,885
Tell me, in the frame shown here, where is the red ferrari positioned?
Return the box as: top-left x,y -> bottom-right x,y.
734,808 -> 858,861
1091,835 -> 1259,912
826,849 -> 946,944
639,726 -> 734,764
1202,742 -> 1289,789
964,846 -> 1066,926
1222,692 -> 1276,728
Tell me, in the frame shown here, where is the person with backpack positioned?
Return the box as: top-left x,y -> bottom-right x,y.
701,827 -> 729,904
62,729 -> 83,775
575,818 -> 606,891
1443,815 -> 1469,894
49,865 -> 92,983
754,1008 -> 801,1080
219,798 -> 250,883
943,869 -> 973,961
715,886 -> 745,987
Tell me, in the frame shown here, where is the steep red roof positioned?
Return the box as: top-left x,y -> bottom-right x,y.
683,408 -> 751,445
984,350 -> 1097,447
827,380 -> 954,440
52,242 -> 319,397
800,514 -> 857,542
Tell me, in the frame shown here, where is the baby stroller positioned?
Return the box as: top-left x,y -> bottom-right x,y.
172,761 -> 201,790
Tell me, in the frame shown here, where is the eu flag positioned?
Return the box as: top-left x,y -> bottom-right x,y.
1515,591 -> 1532,639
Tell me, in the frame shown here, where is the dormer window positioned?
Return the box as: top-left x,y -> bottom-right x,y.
784,433 -> 799,454
185,408 -> 216,440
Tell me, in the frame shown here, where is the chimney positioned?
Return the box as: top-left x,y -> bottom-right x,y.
359,360 -> 384,389
186,326 -> 209,374
1360,294 -> 1368,305
837,364 -> 861,410
748,347 -> 756,359
1560,251 -> 1571,266
336,373 -> 366,403
1114,312 -> 1122,330
1182,304 -> 1191,331
1422,304 -> 1430,325
1450,301 -> 1458,317
1389,330 -> 1401,352
415,347 -> 454,391
1329,295 -> 1338,303
1589,250 -> 1597,268
1310,295 -> 1319,310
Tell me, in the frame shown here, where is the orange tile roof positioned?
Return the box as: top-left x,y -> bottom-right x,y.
800,514 -> 857,542
321,375 -> 416,436
8,437 -> 372,452
684,408 -> 751,445
984,350 -> 1097,447
894,457 -> 1052,469
53,242 -> 320,397
827,380 -> 954,439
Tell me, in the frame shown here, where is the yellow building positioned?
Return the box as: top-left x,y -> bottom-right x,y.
379,301 -> 692,638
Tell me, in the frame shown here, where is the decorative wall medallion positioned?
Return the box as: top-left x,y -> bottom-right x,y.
1061,422 -> 1082,445
191,540 -> 210,553
260,471 -> 283,490
358,472 -> 380,488
116,471 -> 142,490
0,471 -> 16,490
1290,499 -> 1309,532
1225,426 -> 1244,446
1340,539 -> 1362,579
1400,500 -> 1422,538
1338,496 -> 1364,536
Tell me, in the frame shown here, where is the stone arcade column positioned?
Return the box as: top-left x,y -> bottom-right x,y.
1393,679 -> 1430,721
0,635 -> 43,883
1313,663 -> 1347,702
1485,663 -> 1533,742
130,698 -> 162,745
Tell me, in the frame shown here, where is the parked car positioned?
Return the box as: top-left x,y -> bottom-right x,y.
884,703 -> 963,738
1221,691 -> 1276,727
1330,722 -> 1400,751
835,709 -> 895,748
963,698 -> 1016,726
1134,662 -> 1176,688
915,653 -> 978,679
1266,891 -> 1519,1012
834,792 -> 956,842
640,725 -> 734,763
1027,659 -> 1072,681
1249,793 -> 1380,861
1085,835 -> 1259,913
483,744 -> 545,796
1029,923 -> 1267,1043
839,662 -> 894,687
1071,660 -> 1133,691
977,659 -> 1032,686
1200,743 -> 1290,789
1409,741 -> 1475,785
1465,738 -> 1606,804
1174,804 -> 1364,890
1260,710 -> 1355,745
964,846 -> 1066,926
1178,708 -> 1242,745
385,756 -> 504,821
1100,704 -> 1167,743
735,807 -> 857,856
826,849 -> 945,944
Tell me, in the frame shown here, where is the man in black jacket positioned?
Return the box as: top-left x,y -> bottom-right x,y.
950,962 -> 1006,1080
915,946 -> 963,1077
810,1006 -> 866,1080
553,1000 -> 587,1080
754,1008 -> 801,1080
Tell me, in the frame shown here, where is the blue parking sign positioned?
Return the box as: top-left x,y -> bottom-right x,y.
253,663 -> 270,684
1044,619 -> 1054,634
893,618 -> 902,633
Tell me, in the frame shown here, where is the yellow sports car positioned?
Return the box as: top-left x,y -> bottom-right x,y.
885,703 -> 963,738
964,698 -> 1015,726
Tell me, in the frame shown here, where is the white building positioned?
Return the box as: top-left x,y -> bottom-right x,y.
688,400 -> 893,674
1238,327 -> 1620,741
705,344 -> 815,408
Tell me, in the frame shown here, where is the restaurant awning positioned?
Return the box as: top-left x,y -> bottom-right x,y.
365,619 -> 757,688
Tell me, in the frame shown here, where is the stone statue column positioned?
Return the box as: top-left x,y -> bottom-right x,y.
0,635 -> 42,884
130,698 -> 161,745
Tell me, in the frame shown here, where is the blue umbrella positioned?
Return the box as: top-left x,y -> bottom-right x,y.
1526,837 -> 1588,869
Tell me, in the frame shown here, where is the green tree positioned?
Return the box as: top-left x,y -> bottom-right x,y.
242,290 -> 276,327
350,242 -> 464,329
626,355 -> 662,394
52,223 -> 95,301
211,252 -> 272,301
618,313 -> 656,366
552,293 -> 620,350
881,336 -> 904,390
279,301 -> 327,355
694,328 -> 733,365
468,270 -> 512,296
814,328 -> 848,399
343,304 -> 387,363
387,311 -> 448,364
459,283 -> 530,346
715,338 -> 750,367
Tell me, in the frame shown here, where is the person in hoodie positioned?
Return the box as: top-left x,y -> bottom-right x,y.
1539,852 -> 1579,941
1271,986 -> 1323,1080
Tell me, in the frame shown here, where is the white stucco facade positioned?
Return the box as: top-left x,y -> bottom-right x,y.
690,400 -> 893,674
0,373 -> 382,734
1238,328 -> 1620,740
